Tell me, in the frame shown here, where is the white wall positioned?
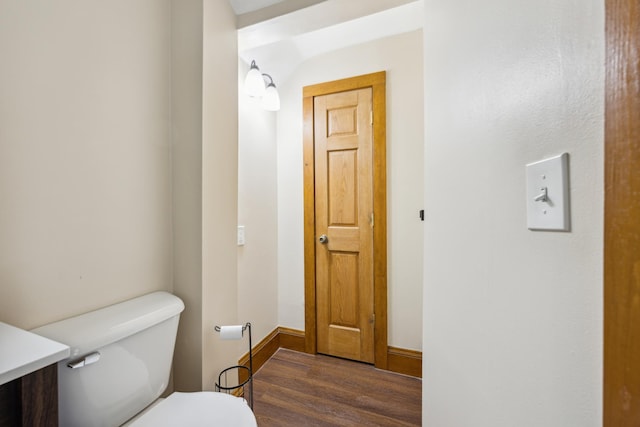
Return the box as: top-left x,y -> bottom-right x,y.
0,0 -> 173,329
422,0 -> 604,425
276,30 -> 424,349
237,60 -> 280,343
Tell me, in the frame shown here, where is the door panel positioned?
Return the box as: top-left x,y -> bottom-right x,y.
328,150 -> 358,225
315,88 -> 374,363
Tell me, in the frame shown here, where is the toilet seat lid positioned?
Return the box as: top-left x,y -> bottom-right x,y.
128,392 -> 257,427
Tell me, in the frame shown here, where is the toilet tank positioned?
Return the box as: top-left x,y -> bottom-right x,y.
32,291 -> 185,427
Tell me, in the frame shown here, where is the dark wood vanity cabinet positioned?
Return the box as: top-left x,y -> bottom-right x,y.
0,364 -> 58,427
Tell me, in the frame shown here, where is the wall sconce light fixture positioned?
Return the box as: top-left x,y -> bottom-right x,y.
244,60 -> 280,111
261,74 -> 280,111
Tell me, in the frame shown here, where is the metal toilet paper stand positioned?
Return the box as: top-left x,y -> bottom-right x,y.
214,323 -> 253,409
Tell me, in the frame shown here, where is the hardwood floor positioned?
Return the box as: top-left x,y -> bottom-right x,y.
251,348 -> 422,426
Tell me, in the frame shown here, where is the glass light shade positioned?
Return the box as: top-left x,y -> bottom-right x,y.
262,83 -> 280,111
244,61 -> 265,97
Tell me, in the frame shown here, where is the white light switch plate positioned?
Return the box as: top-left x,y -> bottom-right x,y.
237,225 -> 245,246
526,153 -> 570,231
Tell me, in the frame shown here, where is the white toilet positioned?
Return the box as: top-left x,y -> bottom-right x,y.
32,291 -> 257,427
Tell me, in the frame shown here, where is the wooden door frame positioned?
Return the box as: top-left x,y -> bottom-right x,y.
603,0 -> 640,424
303,71 -> 388,370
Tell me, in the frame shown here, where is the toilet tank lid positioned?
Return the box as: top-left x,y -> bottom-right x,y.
31,292 -> 184,359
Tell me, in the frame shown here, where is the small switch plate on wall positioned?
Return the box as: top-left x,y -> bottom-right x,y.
237,225 -> 246,246
526,153 -> 570,231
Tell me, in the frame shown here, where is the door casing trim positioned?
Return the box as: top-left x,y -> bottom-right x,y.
302,71 -> 388,369
603,0 -> 640,423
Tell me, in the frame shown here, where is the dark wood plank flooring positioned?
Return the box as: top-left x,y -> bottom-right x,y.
251,349 -> 422,426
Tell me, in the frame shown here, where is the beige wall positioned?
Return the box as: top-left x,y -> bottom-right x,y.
275,30 -> 424,350
201,0 -> 241,391
0,0 -> 173,329
171,0 -> 204,392
0,0 -> 240,394
422,0 -> 604,425
171,0 -> 241,391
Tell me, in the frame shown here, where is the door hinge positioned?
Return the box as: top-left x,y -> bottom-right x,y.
370,212 -> 374,228
370,110 -> 373,125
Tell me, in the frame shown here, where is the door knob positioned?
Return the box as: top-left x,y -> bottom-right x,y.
318,234 -> 328,244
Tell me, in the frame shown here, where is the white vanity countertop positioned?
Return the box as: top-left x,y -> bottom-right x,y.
0,322 -> 70,385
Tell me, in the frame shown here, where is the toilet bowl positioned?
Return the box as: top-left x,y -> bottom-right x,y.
32,292 -> 257,427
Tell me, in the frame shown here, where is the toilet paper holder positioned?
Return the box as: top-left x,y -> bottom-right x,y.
214,322 -> 253,410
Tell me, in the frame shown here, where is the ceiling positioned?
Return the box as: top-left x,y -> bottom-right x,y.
228,0 -> 284,15
236,0 -> 424,82
228,0 -> 328,27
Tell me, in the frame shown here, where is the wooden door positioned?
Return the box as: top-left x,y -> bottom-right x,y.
314,88 -> 375,363
303,71 -> 387,369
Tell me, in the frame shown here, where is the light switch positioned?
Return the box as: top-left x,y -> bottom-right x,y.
237,225 -> 246,246
526,153 -> 570,231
